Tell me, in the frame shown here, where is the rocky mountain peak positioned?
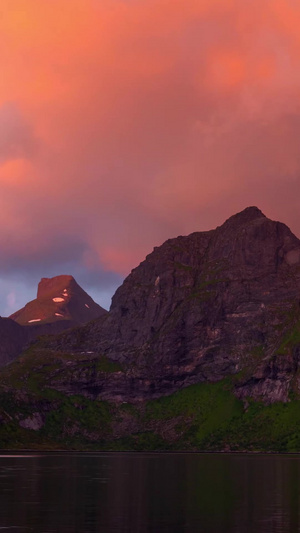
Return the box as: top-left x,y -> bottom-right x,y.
0,276 -> 107,367
220,206 -> 266,229
37,275 -> 76,300
208,206 -> 300,271
10,274 -> 107,327
214,206 -> 268,242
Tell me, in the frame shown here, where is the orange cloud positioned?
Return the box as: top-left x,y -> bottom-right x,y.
1,0 -> 300,288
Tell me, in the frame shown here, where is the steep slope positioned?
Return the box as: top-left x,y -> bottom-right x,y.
10,275 -> 106,327
50,207 -> 300,402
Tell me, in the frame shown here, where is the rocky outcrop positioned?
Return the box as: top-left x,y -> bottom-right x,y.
48,207 -> 300,403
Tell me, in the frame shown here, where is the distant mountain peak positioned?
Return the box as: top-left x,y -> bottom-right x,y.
10,274 -> 107,327
37,275 -> 77,300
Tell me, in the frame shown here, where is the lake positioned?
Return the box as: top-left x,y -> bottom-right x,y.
0,452 -> 299,532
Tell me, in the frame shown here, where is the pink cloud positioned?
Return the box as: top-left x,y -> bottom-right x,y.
0,0 -> 300,278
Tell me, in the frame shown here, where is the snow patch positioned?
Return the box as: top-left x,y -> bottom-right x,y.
55,313 -> 64,317
28,319 -> 41,323
85,304 -> 90,308
53,297 -> 64,302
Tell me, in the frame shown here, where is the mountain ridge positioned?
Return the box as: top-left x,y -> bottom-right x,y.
1,206 -> 300,451
43,206 -> 300,403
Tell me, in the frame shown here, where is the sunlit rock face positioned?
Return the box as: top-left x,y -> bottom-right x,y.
48,207 -> 300,403
10,275 -> 106,328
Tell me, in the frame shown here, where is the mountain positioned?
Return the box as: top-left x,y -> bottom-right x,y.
10,275 -> 106,327
0,275 -> 107,368
48,206 -> 300,403
1,207 -> 300,452
9,275 -> 106,327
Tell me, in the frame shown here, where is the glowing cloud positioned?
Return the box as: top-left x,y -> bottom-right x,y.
0,0 -> 300,312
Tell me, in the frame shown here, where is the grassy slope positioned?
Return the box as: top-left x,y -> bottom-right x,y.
1,349 -> 300,451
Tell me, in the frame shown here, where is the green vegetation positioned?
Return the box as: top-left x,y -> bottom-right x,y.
188,267 -> 229,301
174,262 -> 193,272
145,380 -> 243,443
42,395 -> 113,444
208,400 -> 300,453
2,344 -> 300,452
137,383 -> 300,452
0,374 -> 299,451
0,346 -> 123,394
96,356 -> 123,373
277,321 -> 300,355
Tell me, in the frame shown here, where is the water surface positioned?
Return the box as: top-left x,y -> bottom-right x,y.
0,452 -> 299,532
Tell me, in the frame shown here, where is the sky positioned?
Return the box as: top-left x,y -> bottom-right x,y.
1,0 -> 300,315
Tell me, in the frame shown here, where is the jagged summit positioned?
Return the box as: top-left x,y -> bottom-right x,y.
230,205 -> 265,219
37,275 -> 76,300
220,206 -> 266,229
10,274 -> 107,327
206,206 -> 300,269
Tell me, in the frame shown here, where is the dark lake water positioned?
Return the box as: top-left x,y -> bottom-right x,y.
0,453 -> 300,532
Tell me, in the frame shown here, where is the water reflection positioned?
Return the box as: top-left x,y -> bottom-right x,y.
0,453 -> 299,532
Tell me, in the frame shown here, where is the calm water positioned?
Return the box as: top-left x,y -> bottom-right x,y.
0,453 -> 300,532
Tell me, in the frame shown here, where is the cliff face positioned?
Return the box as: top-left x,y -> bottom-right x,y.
49,207 -> 300,403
